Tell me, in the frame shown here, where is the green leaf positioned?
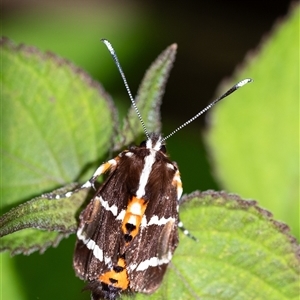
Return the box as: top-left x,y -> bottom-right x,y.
0,184 -> 79,236
0,184 -> 90,255
2,190 -> 299,299
1,229 -> 68,256
205,5 -> 299,239
116,43 -> 177,149
133,191 -> 300,300
0,37 -> 116,211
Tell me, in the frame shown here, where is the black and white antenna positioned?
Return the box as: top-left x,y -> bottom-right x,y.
102,39 -> 150,139
101,39 -> 252,141
162,78 -> 252,141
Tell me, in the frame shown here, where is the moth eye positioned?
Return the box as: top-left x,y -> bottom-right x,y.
160,145 -> 167,153
139,141 -> 147,147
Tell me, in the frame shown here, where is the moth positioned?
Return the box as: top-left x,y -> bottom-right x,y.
57,39 -> 251,300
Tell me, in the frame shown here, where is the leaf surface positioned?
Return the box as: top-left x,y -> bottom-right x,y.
1,38 -> 116,211
205,5 -> 299,239
133,191 -> 300,300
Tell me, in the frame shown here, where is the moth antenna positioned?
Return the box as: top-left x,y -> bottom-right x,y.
162,78 -> 253,141
101,39 -> 150,139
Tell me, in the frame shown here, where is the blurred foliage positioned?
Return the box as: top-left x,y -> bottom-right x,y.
206,5 -> 299,239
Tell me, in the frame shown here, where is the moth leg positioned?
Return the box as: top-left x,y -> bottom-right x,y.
45,157 -> 120,200
81,157 -> 119,189
171,168 -> 196,241
178,219 -> 198,241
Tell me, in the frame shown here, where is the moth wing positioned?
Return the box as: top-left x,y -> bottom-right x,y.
130,219 -> 178,293
73,167 -> 131,281
127,181 -> 179,293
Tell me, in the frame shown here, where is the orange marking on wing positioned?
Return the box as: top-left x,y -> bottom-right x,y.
172,170 -> 182,187
122,196 -> 147,242
99,258 -> 129,290
172,170 -> 182,199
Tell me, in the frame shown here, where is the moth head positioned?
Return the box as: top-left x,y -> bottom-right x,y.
139,133 -> 167,153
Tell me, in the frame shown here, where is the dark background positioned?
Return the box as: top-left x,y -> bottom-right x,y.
2,0 -> 293,123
